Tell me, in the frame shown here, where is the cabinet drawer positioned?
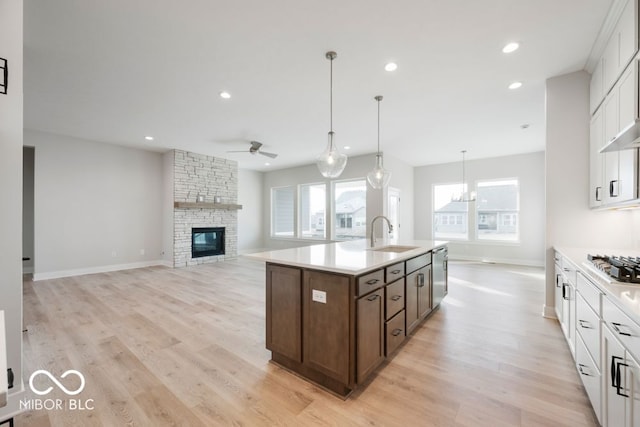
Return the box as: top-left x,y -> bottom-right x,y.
357,269 -> 384,296
576,272 -> 601,315
385,262 -> 405,283
603,296 -> 640,360
576,291 -> 601,369
385,310 -> 405,356
385,279 -> 404,320
575,334 -> 602,424
406,253 -> 431,274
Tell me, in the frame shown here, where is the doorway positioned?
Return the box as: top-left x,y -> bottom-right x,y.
23,146 -> 34,274
388,187 -> 400,240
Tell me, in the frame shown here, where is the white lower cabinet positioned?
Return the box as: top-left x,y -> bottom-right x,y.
604,324 -> 626,427
576,334 -> 602,424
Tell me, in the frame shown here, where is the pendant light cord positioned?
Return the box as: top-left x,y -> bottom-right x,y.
329,56 -> 333,133
377,98 -> 380,154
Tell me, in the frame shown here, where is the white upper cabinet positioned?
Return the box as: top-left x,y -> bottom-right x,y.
589,109 -> 604,207
590,59 -> 604,115
603,0 -> 639,94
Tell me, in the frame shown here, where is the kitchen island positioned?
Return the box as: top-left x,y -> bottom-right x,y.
247,239 -> 448,397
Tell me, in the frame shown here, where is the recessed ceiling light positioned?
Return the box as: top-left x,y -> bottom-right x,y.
264,162 -> 270,166
219,91 -> 231,99
384,62 -> 398,72
502,42 -> 520,53
521,124 -> 530,129
144,136 -> 154,141
344,146 -> 351,150
508,81 -> 523,90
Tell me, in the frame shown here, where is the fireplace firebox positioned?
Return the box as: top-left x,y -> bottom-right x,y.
192,227 -> 225,258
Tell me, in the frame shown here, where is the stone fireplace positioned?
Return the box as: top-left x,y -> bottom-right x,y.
172,150 -> 239,267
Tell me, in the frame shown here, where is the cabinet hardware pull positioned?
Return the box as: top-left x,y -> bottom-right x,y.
614,358 -> 630,398
595,186 -> 602,201
578,319 -> 592,329
611,356 -> 619,388
610,180 -> 619,197
555,274 -> 561,288
390,269 -> 401,274
563,267 -> 570,272
367,294 -> 380,301
578,364 -> 592,376
391,295 -> 402,301
365,279 -> 379,285
612,322 -> 632,337
391,328 -> 403,336
562,284 -> 568,301
417,273 -> 425,287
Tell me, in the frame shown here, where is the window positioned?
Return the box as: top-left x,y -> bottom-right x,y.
271,186 -> 295,237
300,183 -> 326,238
476,179 -> 519,241
433,183 -> 468,240
334,179 -> 367,240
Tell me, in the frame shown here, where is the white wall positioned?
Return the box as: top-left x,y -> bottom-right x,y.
27,130 -> 166,279
162,151 -> 174,263
414,151 -> 546,266
0,0 -> 25,417
238,168 -> 265,253
544,70 -> 636,317
261,153 -> 414,250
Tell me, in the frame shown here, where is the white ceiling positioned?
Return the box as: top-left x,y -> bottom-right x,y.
24,0 -> 612,171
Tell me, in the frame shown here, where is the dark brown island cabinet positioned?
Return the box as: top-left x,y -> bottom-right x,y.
265,248 -> 448,397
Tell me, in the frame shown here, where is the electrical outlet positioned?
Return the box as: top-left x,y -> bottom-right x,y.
312,289 -> 327,304
111,251 -> 117,257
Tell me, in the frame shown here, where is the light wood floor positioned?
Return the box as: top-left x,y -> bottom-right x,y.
15,259 -> 598,426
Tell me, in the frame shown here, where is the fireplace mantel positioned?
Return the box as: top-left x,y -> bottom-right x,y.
174,202 -> 243,210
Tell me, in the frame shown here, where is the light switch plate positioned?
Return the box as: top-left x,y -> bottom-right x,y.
312,289 -> 327,304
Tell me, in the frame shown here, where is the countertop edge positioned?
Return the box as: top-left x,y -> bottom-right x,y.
245,240 -> 447,276
555,246 -> 640,323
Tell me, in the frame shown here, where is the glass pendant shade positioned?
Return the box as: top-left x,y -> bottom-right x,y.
317,131 -> 347,178
317,51 -> 347,178
367,154 -> 391,189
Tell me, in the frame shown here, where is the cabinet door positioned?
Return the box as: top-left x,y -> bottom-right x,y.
618,0 -> 638,72
604,90 -> 622,203
356,291 -> 384,383
591,58 -> 604,114
418,265 -> 432,319
590,109 -> 605,207
604,325 -> 627,427
405,269 -> 420,334
303,270 -> 351,384
627,353 -> 640,427
266,264 -> 301,362
554,264 -> 563,320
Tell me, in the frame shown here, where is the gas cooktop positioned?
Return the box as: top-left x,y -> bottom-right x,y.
587,254 -> 640,284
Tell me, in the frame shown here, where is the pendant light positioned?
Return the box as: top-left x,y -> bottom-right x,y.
451,150 -> 476,202
366,95 -> 391,189
316,51 -> 348,178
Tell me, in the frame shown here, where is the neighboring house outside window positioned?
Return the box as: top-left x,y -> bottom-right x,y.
476,179 -> 519,241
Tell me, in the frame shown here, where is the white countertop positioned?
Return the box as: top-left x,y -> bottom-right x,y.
555,247 -> 640,322
245,239 -> 448,275
0,310 -> 7,408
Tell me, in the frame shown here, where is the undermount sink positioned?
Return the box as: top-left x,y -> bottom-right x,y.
368,245 -> 419,253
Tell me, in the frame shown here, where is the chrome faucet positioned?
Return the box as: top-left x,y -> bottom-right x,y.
370,215 -> 393,247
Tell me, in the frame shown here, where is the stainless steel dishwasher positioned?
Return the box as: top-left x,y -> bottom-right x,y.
432,246 -> 448,307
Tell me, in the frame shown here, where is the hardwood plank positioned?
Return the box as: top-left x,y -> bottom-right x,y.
15,259 -> 598,426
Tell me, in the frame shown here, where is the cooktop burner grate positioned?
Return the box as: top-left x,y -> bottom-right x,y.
587,254 -> 640,284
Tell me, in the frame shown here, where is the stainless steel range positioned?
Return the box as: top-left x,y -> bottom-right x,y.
587,254 -> 640,284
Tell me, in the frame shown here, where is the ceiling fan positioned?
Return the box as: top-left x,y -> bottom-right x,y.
227,141 -> 278,159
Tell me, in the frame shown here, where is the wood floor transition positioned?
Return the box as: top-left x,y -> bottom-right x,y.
14,259 -> 598,426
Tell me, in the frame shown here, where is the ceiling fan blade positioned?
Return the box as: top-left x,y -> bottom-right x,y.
259,151 -> 278,159
226,150 -> 249,153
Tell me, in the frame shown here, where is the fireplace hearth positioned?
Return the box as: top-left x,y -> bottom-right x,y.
192,227 -> 225,258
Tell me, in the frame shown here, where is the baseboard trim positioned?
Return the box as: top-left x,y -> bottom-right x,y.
33,260 -> 168,281
542,305 -> 558,319
448,255 -> 544,268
